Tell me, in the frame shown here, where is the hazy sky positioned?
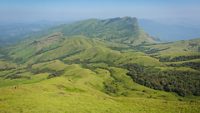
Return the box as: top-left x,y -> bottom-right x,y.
0,0 -> 200,24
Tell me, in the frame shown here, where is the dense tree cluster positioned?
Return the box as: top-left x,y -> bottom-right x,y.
2,69 -> 30,79
104,80 -> 120,94
169,62 -> 200,71
124,64 -> 200,96
47,70 -> 64,79
159,55 -> 200,62
30,67 -> 64,79
133,45 -> 169,54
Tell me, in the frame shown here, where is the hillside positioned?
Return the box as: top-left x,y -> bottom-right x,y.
138,38 -> 200,70
50,17 -> 156,45
0,17 -> 200,113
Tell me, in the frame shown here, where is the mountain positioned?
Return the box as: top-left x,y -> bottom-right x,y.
4,17 -> 157,64
0,17 -> 200,113
51,17 -> 156,45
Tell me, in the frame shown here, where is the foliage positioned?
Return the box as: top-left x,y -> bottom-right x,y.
159,55 -> 200,62
124,64 -> 200,96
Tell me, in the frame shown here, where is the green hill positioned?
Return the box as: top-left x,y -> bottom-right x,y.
50,17 -> 156,45
0,17 -> 200,113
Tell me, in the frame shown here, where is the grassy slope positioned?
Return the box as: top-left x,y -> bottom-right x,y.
144,38 -> 200,57
142,38 -> 200,71
52,17 -> 156,45
0,60 -> 16,70
6,35 -> 160,67
0,63 -> 199,113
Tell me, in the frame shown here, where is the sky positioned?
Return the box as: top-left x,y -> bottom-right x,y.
0,0 -> 200,24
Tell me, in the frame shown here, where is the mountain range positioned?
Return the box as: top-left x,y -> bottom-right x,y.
0,17 -> 200,113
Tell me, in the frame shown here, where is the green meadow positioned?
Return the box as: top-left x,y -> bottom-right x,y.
0,63 -> 199,113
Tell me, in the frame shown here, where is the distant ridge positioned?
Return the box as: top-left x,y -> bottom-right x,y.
50,17 -> 156,45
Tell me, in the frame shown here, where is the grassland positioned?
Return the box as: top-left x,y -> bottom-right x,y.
0,63 -> 199,113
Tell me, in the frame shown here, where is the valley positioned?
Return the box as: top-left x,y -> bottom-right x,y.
0,17 -> 200,113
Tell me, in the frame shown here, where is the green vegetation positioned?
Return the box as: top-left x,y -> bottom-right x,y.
125,63 -> 200,96
51,17 -> 156,45
0,17 -> 199,112
0,64 -> 199,113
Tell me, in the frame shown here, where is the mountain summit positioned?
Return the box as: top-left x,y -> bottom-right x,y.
52,17 -> 156,45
